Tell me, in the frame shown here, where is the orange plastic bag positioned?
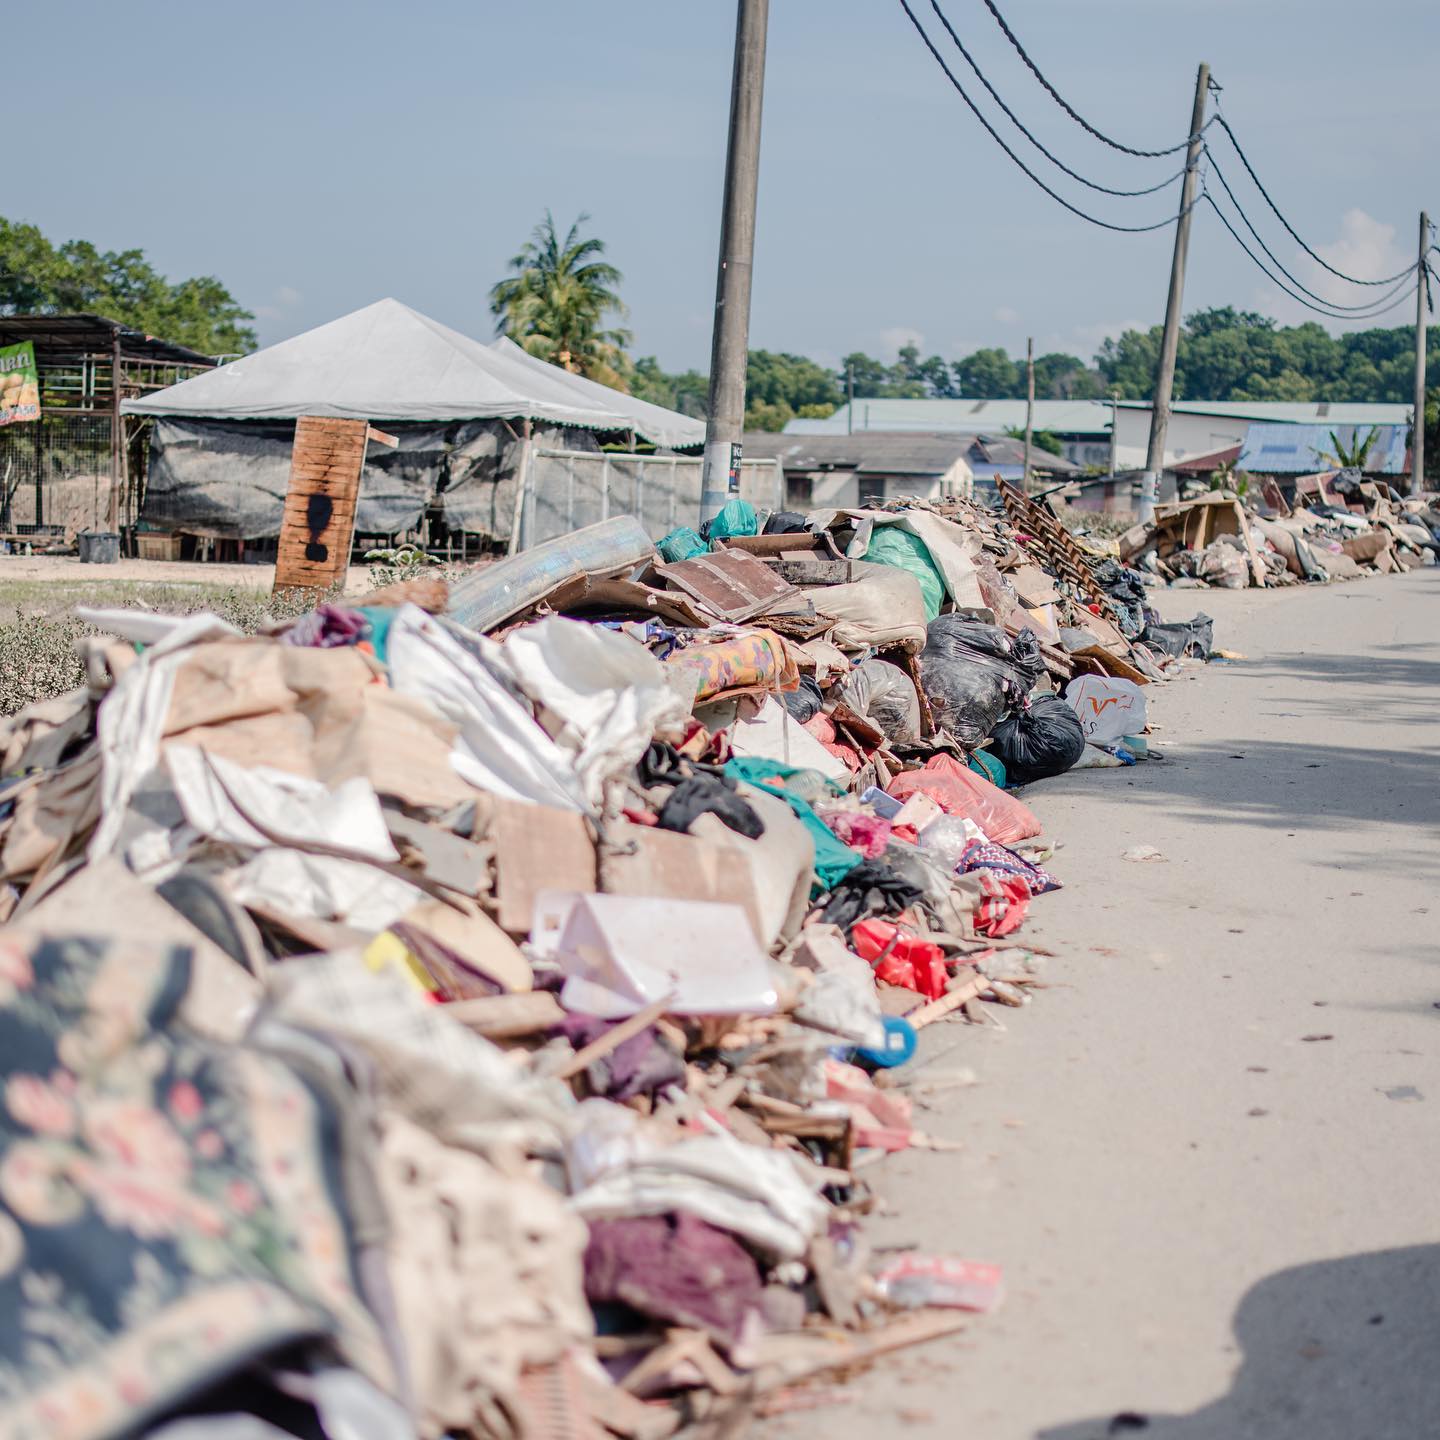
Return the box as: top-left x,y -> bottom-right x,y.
885,755 -> 1041,846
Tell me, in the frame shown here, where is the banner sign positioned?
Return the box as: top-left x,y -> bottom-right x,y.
0,342 -> 39,427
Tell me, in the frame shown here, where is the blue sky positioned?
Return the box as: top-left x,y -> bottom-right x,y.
8,1 -> 1435,370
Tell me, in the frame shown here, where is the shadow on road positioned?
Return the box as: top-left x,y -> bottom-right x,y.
1036,1245 -> 1440,1440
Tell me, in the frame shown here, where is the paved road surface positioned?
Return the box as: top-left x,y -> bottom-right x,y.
818,568 -> 1440,1440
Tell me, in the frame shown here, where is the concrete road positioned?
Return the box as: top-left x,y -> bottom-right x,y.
823,568 -> 1440,1440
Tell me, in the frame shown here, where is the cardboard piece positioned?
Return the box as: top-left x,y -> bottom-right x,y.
275,415 -> 370,592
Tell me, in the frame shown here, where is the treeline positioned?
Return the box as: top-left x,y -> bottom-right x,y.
0,216 -> 257,356
633,308 -> 1440,432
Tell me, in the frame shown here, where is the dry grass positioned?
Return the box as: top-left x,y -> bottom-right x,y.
0,579 -> 337,717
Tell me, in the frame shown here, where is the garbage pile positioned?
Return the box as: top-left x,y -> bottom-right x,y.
0,494 -> 1178,1440
1118,477 -> 1440,588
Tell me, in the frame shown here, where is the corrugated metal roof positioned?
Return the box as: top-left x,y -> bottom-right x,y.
1237,422 -> 1408,474
1116,399 -> 1411,425
743,429 -> 1077,475
786,398 -> 1113,436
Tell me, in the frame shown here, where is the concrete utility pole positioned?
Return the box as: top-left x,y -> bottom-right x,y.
1142,60 -> 1210,523
1411,211 -> 1429,497
1023,336 -> 1035,490
847,361 -> 854,435
700,0 -> 770,527
1108,391 -> 1119,476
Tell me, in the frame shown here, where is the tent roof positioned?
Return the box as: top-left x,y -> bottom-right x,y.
490,337 -> 704,450
120,299 -> 688,436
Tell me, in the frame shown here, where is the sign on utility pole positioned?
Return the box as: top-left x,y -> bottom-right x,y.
700,0 -> 770,528
1412,211 -> 1429,497
1142,61 -> 1210,523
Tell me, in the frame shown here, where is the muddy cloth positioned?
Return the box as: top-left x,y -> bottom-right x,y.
819,857 -> 925,931
1142,612 -> 1215,660
583,1213 -> 764,1350
279,605 -> 370,649
637,740 -> 728,789
656,774 -> 765,841
957,837 -> 1060,897
559,1018 -> 687,1102
989,694 -> 1086,785
0,932 -> 392,1440
1090,559 -> 1151,639
919,618 -> 1043,747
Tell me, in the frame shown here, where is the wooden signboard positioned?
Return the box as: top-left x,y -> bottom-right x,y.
274,415 -> 371,592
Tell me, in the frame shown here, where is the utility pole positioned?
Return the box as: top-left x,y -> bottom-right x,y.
847,360 -> 854,435
1142,60 -> 1210,523
1023,336 -> 1034,490
1108,391 -> 1118,476
699,0 -> 770,527
1411,210 -> 1429,496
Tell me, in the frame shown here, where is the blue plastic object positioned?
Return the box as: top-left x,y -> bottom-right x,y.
703,498 -> 758,541
657,526 -> 708,563
856,1015 -> 918,1069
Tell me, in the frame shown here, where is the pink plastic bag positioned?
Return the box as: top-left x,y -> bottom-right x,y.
885,755 -> 1041,846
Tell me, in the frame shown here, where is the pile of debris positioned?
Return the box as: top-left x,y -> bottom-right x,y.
1118,478 -> 1440,588
0,493 -> 1185,1440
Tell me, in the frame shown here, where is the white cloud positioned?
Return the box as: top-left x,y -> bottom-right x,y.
1261,208 -> 1414,331
993,305 -> 1020,326
878,325 -> 925,356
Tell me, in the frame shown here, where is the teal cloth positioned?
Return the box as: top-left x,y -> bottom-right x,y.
723,757 -> 859,895
968,747 -> 1008,789
657,526 -> 708,563
864,527 -> 944,621
356,606 -> 397,665
705,499 -> 758,541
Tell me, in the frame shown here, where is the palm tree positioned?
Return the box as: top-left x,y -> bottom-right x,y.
1316,426 -> 1378,471
489,212 -> 633,389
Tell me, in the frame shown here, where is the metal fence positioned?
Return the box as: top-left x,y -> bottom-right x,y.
520,448 -> 783,549
0,413 -> 116,538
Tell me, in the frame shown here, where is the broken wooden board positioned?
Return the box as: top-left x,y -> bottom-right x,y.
656,548 -> 800,623
274,415 -> 369,592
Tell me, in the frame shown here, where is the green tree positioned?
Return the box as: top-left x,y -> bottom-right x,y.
1003,425 -> 1064,456
489,211 -> 632,389
746,350 -> 842,412
0,215 -> 256,354
953,347 -> 1021,397
1032,353 -> 1105,399
631,356 -> 709,418
838,351 -> 895,399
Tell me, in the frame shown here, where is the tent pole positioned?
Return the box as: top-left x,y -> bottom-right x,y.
508,419 -> 533,555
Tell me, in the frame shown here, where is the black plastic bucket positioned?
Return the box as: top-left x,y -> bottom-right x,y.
78,531 -> 120,564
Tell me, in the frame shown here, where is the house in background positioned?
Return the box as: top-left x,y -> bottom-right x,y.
1236,422 -> 1409,479
742,430 -> 1077,510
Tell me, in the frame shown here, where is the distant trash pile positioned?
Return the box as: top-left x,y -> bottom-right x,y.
0,489 -> 1202,1438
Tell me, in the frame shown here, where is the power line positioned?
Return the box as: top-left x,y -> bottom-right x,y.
977,0 -> 1202,158
924,0 -> 1186,198
1209,110 -> 1416,288
1204,150 -> 1422,313
1200,191 -> 1420,322
896,0 -> 1195,233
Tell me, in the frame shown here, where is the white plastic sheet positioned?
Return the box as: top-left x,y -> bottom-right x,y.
726,695 -> 850,782
1064,675 -> 1148,746
531,891 -> 779,1019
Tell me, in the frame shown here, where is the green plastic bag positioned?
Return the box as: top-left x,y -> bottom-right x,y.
864,527 -> 945,621
705,499 -> 758,541
968,747 -> 1008,790
657,526 -> 708,563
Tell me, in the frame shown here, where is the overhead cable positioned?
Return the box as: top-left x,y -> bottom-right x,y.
897,0 -> 1195,234
924,0 -> 1186,197
977,0 -> 1202,157
1200,192 -> 1420,323
1210,110 -> 1416,287
1204,151 -> 1422,313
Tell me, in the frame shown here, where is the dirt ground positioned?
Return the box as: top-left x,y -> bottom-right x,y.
796,567 -> 1440,1440
0,554 -> 378,596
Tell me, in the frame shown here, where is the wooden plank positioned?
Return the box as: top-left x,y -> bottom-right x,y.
274,415 -> 369,593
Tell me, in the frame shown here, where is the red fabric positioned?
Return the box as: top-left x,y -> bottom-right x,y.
972,872 -> 1032,937
886,755 -> 1041,846
803,713 -> 862,773
851,919 -> 949,1000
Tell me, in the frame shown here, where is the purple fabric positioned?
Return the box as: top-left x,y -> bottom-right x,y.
558,1016 -> 686,1101
957,838 -> 1060,896
583,1213 -> 764,1348
280,605 -> 370,649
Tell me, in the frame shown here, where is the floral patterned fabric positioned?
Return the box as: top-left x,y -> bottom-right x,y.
0,932 -> 389,1440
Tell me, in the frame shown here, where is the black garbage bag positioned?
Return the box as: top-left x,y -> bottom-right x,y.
838,658 -> 922,742
1091,558 -> 1150,639
764,510 -> 812,535
1142,612 -> 1214,660
778,675 -> 825,723
918,617 -> 1042,747
989,694 -> 1086,785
